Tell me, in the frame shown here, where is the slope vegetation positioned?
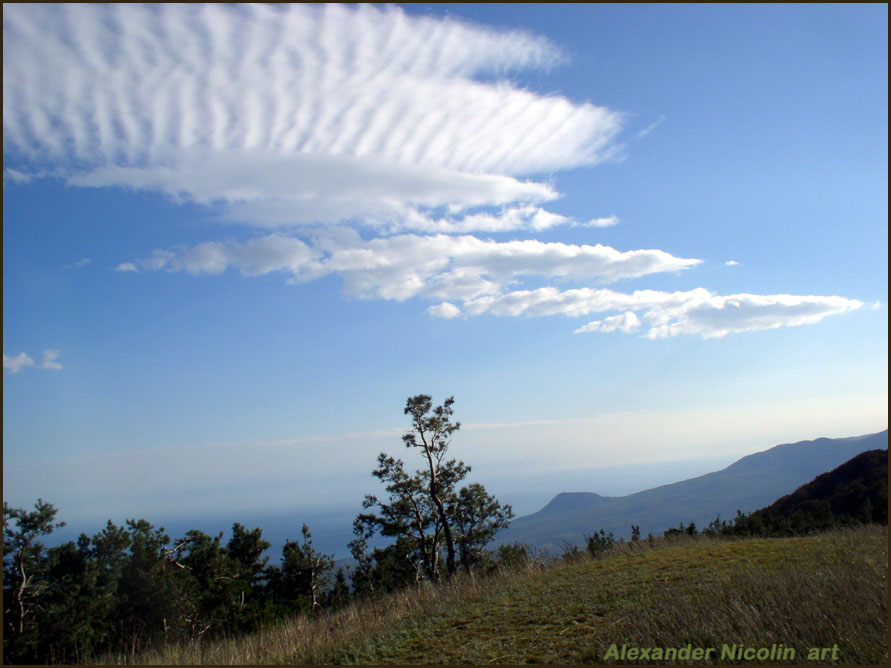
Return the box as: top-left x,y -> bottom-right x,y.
731,448 -> 888,535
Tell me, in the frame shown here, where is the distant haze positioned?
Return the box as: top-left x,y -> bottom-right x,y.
39,429 -> 888,560
5,393 -> 885,532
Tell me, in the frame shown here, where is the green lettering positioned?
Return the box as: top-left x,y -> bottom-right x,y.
651,648 -> 663,660
665,648 -> 677,660
678,645 -> 692,660
627,647 -> 639,660
604,644 -> 620,660
743,647 -> 756,660
831,645 -> 839,661
721,644 -> 737,660
757,648 -> 770,660
807,648 -> 821,660
692,648 -> 704,660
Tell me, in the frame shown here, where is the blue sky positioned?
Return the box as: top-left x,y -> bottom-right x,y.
3,4 -> 887,532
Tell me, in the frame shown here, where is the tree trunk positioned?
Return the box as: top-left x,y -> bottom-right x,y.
431,489 -> 457,576
419,428 -> 457,577
15,552 -> 28,635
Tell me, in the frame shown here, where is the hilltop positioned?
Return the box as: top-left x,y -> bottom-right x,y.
124,525 -> 888,665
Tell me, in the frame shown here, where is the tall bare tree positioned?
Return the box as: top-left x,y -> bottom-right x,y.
402,394 -> 465,577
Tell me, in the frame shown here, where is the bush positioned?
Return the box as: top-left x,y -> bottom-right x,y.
584,529 -> 616,558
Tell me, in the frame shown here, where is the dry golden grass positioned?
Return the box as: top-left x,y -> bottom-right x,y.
103,525 -> 888,665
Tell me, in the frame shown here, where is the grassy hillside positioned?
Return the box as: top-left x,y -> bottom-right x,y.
119,524 -> 887,665
502,430 -> 888,549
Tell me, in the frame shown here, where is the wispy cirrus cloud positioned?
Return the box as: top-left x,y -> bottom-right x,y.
467,287 -> 862,338
120,234 -> 323,281
2,353 -> 34,374
64,258 -> 93,270
39,349 -> 63,370
3,350 -> 63,374
3,3 -> 621,233
3,168 -> 37,184
636,115 -> 666,139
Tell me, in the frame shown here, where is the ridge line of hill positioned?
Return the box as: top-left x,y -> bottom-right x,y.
498,429 -> 888,550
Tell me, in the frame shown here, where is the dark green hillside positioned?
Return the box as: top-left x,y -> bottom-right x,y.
728,449 -> 887,535
500,430 -> 888,550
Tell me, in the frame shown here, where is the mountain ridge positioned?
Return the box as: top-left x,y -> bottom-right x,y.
499,429 -> 888,550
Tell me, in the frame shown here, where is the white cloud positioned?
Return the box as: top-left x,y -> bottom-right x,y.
124,232 -> 700,302
390,205 -> 577,234
428,302 -> 463,319
465,286 -> 691,318
574,311 -> 641,334
114,262 -> 139,272
3,350 -> 62,373
636,115 -> 666,139
70,152 -> 561,231
3,4 -> 865,341
642,292 -> 863,339
3,353 -> 35,374
39,349 -> 63,370
325,235 -> 701,301
64,258 -> 93,269
469,287 -> 863,338
725,260 -> 740,266
3,168 -> 36,184
122,234 -> 860,338
578,215 -> 620,228
114,262 -> 139,273
4,4 -> 623,230
124,234 -> 323,279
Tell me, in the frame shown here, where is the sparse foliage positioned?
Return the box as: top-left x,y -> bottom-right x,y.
355,394 -> 512,586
